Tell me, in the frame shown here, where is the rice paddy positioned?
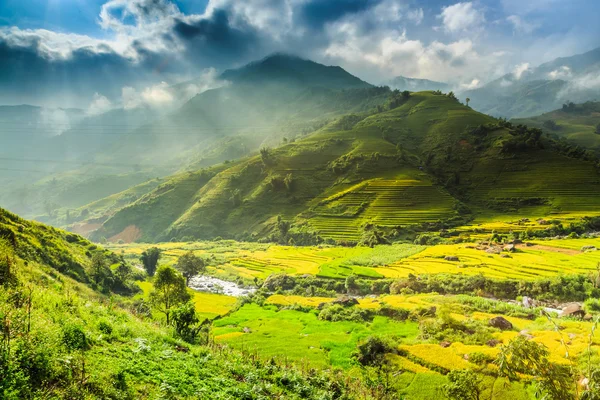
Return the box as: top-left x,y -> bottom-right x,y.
112,236 -> 600,282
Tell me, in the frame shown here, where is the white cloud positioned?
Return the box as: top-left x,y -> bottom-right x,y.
407,8 -> 424,25
513,62 -> 530,79
439,2 -> 485,34
506,15 -> 539,34
87,93 -> 113,116
460,78 -> 481,90
548,66 -> 572,80
122,83 -> 173,109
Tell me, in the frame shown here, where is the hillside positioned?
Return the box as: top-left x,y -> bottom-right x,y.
89,91 -> 600,243
0,209 -> 367,399
0,55 -> 390,219
513,101 -> 600,151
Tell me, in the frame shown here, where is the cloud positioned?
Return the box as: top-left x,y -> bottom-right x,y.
407,8 -> 424,25
87,93 -> 113,115
506,15 -> 539,34
438,2 -> 485,34
461,78 -> 481,90
548,66 -> 572,80
122,68 -> 225,110
513,62 -> 530,79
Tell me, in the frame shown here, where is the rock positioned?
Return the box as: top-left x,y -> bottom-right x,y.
444,256 -> 460,261
538,219 -> 549,225
489,316 -> 513,331
332,296 -> 359,307
243,327 -> 252,333
560,303 -> 585,318
440,341 -> 451,348
581,245 -> 597,252
584,314 -> 594,321
500,254 -> 511,258
486,339 -> 501,347
503,244 -> 515,252
485,246 -> 502,254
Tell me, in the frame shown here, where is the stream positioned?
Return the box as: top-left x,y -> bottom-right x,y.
188,275 -> 256,297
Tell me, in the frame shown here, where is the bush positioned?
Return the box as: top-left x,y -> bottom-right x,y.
61,324 -> 88,351
353,336 -> 397,367
98,320 -> 113,335
318,304 -> 374,322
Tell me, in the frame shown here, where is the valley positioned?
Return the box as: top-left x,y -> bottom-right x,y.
2,5 -> 600,397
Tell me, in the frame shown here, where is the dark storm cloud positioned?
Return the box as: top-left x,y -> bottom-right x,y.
298,0 -> 381,30
173,9 -> 262,66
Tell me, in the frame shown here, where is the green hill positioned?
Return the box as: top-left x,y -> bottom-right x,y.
0,208 -> 365,399
513,101 -> 600,152
88,91 -> 600,243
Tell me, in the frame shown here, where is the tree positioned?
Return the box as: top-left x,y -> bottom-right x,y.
176,251 -> 206,286
443,370 -> 482,400
401,90 -> 410,99
465,97 -> 471,107
115,262 -> 132,283
595,123 -> 600,135
171,302 -> 202,343
496,335 -> 574,399
140,247 -> 161,276
89,253 -> 113,288
150,265 -> 191,325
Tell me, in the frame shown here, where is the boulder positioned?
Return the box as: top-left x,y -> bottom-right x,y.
440,341 -> 451,348
489,316 -> 513,331
584,314 -> 594,321
243,327 -> 252,333
485,246 -> 502,254
486,339 -> 501,347
560,303 -> 585,318
332,296 -> 359,307
444,256 -> 460,262
503,244 -> 515,252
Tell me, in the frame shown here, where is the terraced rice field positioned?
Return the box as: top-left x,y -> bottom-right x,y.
466,152 -> 600,217
112,238 -> 600,282
308,176 -> 456,241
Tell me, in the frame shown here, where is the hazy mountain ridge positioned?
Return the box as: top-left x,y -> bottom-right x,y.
462,47 -> 600,118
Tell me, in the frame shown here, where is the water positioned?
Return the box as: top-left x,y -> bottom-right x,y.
188,275 -> 256,297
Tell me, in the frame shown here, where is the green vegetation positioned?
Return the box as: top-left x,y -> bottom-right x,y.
88,91 -> 600,246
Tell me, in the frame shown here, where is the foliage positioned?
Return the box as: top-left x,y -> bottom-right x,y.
175,251 -> 206,285
140,247 -> 161,276
354,336 -> 396,367
443,370 -> 483,400
150,265 -> 191,325
496,336 -> 575,399
170,302 -> 204,343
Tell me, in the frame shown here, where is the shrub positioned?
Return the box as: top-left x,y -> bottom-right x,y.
353,336 -> 397,367
98,321 -> 113,335
61,324 -> 88,351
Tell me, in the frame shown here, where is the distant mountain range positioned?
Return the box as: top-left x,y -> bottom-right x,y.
384,76 -> 450,92
462,47 -> 600,118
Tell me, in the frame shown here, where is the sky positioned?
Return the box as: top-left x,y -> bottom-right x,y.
0,0 -> 599,107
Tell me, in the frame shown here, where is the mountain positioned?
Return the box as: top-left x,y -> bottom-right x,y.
513,101 -> 600,151
221,53 -> 372,89
0,54 -> 388,219
385,76 -> 450,92
462,47 -> 600,118
88,90 -> 600,243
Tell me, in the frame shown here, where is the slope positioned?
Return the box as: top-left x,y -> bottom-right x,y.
513,101 -> 600,151
1,55 -> 389,220
92,90 -> 600,244
0,210 -> 363,399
